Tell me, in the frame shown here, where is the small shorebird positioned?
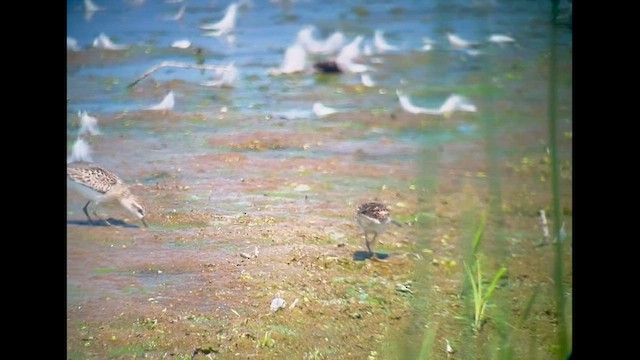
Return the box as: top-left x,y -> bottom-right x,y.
355,202 -> 401,261
67,163 -> 148,227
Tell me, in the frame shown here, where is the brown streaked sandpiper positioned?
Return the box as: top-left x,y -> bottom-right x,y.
67,163 -> 148,227
355,202 -> 401,261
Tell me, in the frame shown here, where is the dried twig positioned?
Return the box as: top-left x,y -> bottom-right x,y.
127,61 -> 227,88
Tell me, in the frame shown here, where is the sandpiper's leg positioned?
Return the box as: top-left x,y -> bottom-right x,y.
369,233 -> 387,262
82,201 -> 96,225
364,232 -> 373,255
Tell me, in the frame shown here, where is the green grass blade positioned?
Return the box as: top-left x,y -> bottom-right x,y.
483,267 -> 507,302
472,214 -> 486,255
519,285 -> 540,325
418,324 -> 439,360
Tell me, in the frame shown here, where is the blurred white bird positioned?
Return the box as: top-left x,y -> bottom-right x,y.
488,34 -> 515,44
268,44 -> 307,75
396,90 -> 477,116
67,37 -> 80,51
146,91 -> 175,111
200,2 -> 238,36
312,102 -> 338,117
164,4 -> 186,21
360,73 -> 375,87
201,63 -> 238,87
447,33 -> 478,49
374,30 -> 399,53
67,138 -> 93,164
171,39 -> 191,49
92,33 -> 130,50
78,111 -> 101,136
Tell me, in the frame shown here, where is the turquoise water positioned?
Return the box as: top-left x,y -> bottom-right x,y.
67,0 -> 572,117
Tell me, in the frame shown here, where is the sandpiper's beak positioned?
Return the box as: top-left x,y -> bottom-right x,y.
141,218 -> 149,228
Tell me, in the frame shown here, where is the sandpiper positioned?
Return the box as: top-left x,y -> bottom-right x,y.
355,202 -> 401,261
67,163 -> 148,227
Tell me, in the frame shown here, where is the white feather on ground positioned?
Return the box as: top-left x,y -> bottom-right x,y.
164,4 -> 186,21
201,63 -> 238,87
312,102 -> 339,117
78,111 -> 101,136
146,91 -> 175,111
84,0 -> 104,12
67,37 -> 80,51
200,2 -> 238,36
268,44 -> 307,75
67,138 -> 93,164
335,35 -> 369,73
446,33 -> 478,49
396,90 -> 441,115
171,39 -> 191,49
360,73 -> 375,87
93,33 -> 130,50
487,34 -> 515,44
420,37 -> 435,52
396,90 -> 477,116
296,26 -> 345,55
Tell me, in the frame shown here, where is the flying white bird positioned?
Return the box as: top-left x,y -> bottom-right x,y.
171,39 -> 191,49
84,0 -> 104,12
201,63 -> 238,88
396,90 -> 477,116
92,33 -> 130,50
200,2 -> 238,36
78,111 -> 101,136
164,4 -> 186,21
487,34 -> 515,44
67,37 -> 80,51
268,44 -> 307,75
374,30 -> 399,53
447,33 -> 478,49
360,73 -> 375,87
67,138 -> 93,164
312,102 -> 339,117
146,91 -> 175,111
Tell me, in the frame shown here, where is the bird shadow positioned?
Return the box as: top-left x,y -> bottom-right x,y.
67,218 -> 141,229
352,251 -> 390,261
